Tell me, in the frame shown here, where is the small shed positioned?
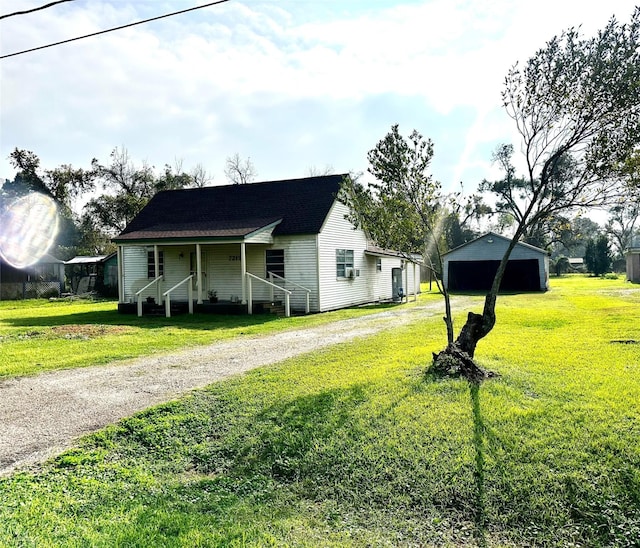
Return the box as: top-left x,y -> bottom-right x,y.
626,245 -> 640,283
443,232 -> 549,292
65,254 -> 118,295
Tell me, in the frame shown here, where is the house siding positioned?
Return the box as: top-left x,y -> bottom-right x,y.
316,201 -> 418,311
317,201 -> 371,311
122,246 -> 154,302
270,235 -> 320,312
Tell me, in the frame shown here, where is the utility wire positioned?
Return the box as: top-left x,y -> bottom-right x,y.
1,0 -> 230,59
0,0 -> 75,21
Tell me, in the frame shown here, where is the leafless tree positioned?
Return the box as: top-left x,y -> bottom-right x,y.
224,153 -> 257,185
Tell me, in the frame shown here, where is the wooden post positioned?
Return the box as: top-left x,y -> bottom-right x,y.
269,272 -> 274,302
117,245 -> 124,303
154,245 -> 161,304
240,242 -> 247,304
196,243 -> 203,304
247,275 -> 253,315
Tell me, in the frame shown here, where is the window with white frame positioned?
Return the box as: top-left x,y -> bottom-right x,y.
266,249 -> 285,278
336,249 -> 354,277
376,258 -> 382,272
147,250 -> 164,278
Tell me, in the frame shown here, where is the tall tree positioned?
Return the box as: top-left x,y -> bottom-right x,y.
224,153 -> 257,185
605,150 -> 640,256
340,124 -> 483,346
6,148 -> 96,212
434,9 -> 640,378
86,147 -> 196,237
4,149 -> 96,259
344,10 -> 640,380
585,235 -> 611,275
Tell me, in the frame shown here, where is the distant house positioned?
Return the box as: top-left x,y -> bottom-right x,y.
0,253 -> 65,300
113,175 -> 420,316
65,254 -> 118,296
442,232 -> 549,292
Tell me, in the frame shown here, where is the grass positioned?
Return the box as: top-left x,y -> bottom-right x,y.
0,294 -> 440,379
1,275 -> 639,546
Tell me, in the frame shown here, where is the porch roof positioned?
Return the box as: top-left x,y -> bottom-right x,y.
114,174 -> 345,244
114,217 -> 282,243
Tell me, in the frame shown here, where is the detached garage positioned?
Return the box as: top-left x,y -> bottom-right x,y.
443,232 -> 549,292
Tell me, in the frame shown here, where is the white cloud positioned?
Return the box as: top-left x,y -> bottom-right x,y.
1,0 -> 637,192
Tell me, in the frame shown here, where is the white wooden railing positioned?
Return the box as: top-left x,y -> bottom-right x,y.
162,275 -> 194,318
268,272 -> 311,314
135,275 -> 163,317
246,272 -> 292,317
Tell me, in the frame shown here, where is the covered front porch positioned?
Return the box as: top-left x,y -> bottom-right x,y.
115,237 -> 311,318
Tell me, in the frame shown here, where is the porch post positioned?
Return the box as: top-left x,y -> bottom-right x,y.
154,244 -> 161,303
196,243 -> 203,304
240,241 -> 247,304
404,265 -> 409,303
117,245 -> 125,303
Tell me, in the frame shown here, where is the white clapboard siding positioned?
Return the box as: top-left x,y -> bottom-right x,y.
270,234 -> 320,312
122,246 -> 154,302
159,246 -> 193,300
317,201 -> 375,311
205,243 -> 246,301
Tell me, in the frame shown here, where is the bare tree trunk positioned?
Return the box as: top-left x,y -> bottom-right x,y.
431,233 -> 524,381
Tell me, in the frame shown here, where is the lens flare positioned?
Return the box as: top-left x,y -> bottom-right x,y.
0,193 -> 59,269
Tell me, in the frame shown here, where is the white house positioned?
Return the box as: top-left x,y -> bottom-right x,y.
442,232 -> 549,292
113,175 -> 420,316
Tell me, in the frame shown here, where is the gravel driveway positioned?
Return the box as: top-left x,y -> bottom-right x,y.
0,300 -> 467,476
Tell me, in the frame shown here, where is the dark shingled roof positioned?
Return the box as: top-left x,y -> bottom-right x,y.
114,174 -> 346,243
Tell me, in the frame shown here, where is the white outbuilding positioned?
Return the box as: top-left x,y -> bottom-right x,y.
443,232 -> 549,292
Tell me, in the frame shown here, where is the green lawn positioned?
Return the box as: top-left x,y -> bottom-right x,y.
0,294 -> 439,379
1,276 -> 639,546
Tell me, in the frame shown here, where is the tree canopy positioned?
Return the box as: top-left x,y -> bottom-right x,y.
457,8 -> 640,370
342,9 -> 640,381
2,147 -> 212,259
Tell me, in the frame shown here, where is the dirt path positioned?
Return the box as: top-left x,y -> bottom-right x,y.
0,299 -> 471,476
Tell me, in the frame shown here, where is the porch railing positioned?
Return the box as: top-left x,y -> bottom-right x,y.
163,275 -> 194,318
135,275 -> 163,317
246,272 -> 292,317
268,272 -> 311,314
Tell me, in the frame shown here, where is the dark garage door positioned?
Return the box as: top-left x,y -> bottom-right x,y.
447,259 -> 541,291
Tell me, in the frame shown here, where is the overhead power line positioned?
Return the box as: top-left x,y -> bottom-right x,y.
0,0 -> 76,21
0,0 -> 230,60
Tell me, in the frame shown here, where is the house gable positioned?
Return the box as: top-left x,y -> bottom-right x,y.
114,175 -> 344,244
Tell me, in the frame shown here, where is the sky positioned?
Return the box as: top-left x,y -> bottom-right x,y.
1,0 -> 638,201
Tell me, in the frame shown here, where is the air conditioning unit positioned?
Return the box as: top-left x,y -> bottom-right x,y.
345,267 -> 355,279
